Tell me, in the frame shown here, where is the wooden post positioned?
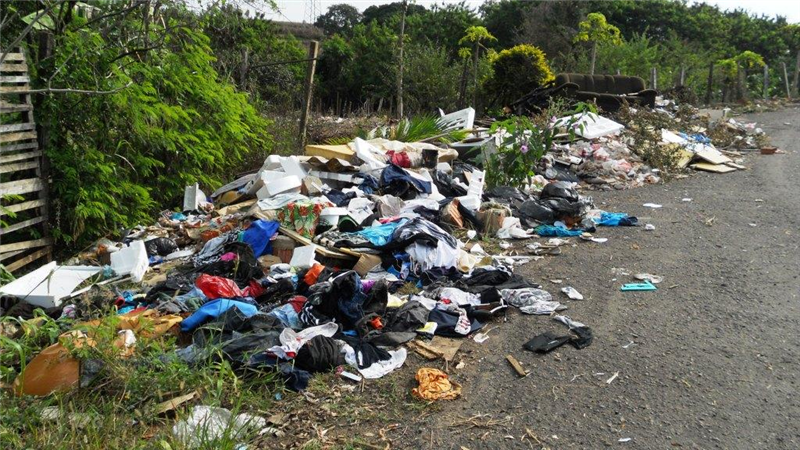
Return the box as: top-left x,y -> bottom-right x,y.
396,0 -> 408,119
763,64 -> 769,99
794,50 -> 800,96
679,66 -> 686,86
705,62 -> 714,105
299,40 -> 319,147
782,62 -> 791,99
650,67 -> 657,90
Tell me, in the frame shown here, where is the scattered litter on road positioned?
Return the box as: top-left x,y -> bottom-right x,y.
634,273 -> 663,284
621,281 -> 657,291
606,372 -> 620,384
645,224 -> 656,231
561,286 -> 584,300
643,203 -> 663,208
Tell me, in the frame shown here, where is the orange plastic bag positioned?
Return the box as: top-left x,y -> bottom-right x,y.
411,368 -> 462,401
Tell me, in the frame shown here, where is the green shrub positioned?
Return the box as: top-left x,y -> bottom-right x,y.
486,44 -> 555,108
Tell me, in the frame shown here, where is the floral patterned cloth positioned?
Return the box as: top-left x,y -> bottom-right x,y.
278,200 -> 332,238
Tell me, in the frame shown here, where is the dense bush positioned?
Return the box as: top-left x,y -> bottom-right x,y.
28,8 -> 270,247
486,44 -> 555,108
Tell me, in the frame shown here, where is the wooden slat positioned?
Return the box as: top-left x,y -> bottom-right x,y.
0,249 -> 25,262
0,63 -> 28,72
0,142 -> 38,153
0,237 -> 52,253
0,160 -> 38,173
0,75 -> 30,83
0,199 -> 45,217
0,103 -> 33,113
0,85 -> 29,94
0,178 -> 43,195
0,150 -> 41,163
0,216 -> 45,235
0,53 -> 25,62
0,122 -> 35,133
6,247 -> 51,273
0,131 -> 36,144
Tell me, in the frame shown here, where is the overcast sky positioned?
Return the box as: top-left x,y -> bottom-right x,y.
259,0 -> 799,24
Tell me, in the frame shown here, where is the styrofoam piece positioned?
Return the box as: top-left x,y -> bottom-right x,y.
260,155 -> 283,171
246,170 -> 287,196
265,176 -> 302,197
556,113 -> 624,139
438,107 -> 476,131
457,195 -> 481,212
319,207 -> 348,226
183,183 -> 206,211
289,244 -> 317,269
111,240 -> 149,283
280,155 -> 307,178
467,169 -> 485,198
0,261 -> 101,308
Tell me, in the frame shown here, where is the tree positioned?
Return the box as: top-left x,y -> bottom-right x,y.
479,0 -> 531,49
314,4 -> 362,37
362,2 -> 425,25
458,26 -> 496,108
574,12 -> 622,74
517,1 -> 585,63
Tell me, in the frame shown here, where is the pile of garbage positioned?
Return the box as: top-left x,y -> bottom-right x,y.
0,103 -> 766,444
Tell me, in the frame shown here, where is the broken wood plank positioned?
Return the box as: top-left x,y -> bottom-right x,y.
0,142 -> 38,153
0,85 -> 30,94
430,336 -> 463,362
0,216 -> 45,235
151,391 -> 198,416
0,53 -> 26,62
5,247 -> 51,272
0,199 -> 45,216
0,178 -> 43,195
0,75 -> 30,84
0,160 -> 38,174
0,237 -> 52,254
506,354 -> 529,377
0,249 -> 25,262
0,103 -> 32,113
0,131 -> 37,144
690,162 -> 737,173
0,122 -> 35,133
0,63 -> 28,72
407,340 -> 440,360
278,225 -> 358,260
0,150 -> 41,164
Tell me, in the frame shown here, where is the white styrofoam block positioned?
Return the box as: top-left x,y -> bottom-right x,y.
280,155 -> 307,178
457,195 -> 481,212
467,169 -> 485,198
111,240 -> 149,283
289,244 -> 317,269
247,170 -> 287,196
0,262 -> 101,308
556,113 -> 624,139
266,176 -> 302,197
260,155 -> 283,171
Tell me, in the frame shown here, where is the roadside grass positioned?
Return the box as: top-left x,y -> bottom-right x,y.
0,310 -> 429,449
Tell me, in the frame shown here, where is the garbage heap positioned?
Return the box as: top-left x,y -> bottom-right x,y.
1,130 -> 623,401
0,105 -> 763,402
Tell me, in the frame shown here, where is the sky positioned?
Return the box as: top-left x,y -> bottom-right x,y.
258,0 -> 800,24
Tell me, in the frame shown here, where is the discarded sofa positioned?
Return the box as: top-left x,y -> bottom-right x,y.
553,73 -> 656,111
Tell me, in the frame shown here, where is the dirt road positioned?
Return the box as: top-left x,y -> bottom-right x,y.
382,107 -> 800,450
